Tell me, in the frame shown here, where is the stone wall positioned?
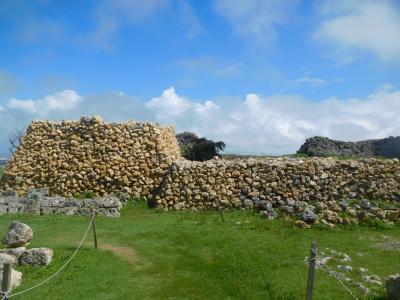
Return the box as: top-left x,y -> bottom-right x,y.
153,157 -> 400,210
298,136 -> 400,158
0,190 -> 122,217
1,116 -> 181,197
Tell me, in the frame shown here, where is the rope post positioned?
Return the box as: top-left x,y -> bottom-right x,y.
91,211 -> 98,249
219,207 -> 225,223
306,241 -> 317,300
1,263 -> 12,299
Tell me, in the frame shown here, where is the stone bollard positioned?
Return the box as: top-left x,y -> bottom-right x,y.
386,274 -> 400,300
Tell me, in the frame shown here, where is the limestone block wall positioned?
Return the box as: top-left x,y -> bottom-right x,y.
153,157 -> 400,210
1,116 -> 181,197
0,194 -> 122,217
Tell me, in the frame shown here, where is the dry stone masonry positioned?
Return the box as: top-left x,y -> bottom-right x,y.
152,157 -> 400,225
0,189 -> 123,217
1,116 -> 400,225
1,116 -> 181,197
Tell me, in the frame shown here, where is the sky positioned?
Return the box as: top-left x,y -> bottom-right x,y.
0,0 -> 400,156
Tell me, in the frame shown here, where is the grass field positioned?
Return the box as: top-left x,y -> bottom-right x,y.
0,201 -> 398,299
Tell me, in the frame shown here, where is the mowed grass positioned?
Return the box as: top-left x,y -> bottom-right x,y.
0,201 -> 399,299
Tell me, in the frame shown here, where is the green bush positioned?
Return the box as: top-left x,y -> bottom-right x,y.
176,131 -> 226,161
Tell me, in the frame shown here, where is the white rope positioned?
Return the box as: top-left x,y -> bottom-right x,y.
1,289 -> 11,300
317,256 -> 360,300
7,214 -> 94,298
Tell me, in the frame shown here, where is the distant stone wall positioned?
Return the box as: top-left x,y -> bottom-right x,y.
153,157 -> 400,210
0,191 -> 122,217
298,136 -> 400,158
1,116 -> 181,197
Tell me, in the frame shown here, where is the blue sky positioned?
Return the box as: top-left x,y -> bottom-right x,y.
1,0 -> 400,156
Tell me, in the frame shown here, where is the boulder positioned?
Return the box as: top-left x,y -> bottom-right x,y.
0,247 -> 26,260
0,265 -> 22,290
386,274 -> 400,300
2,222 -> 33,247
20,248 -> 53,266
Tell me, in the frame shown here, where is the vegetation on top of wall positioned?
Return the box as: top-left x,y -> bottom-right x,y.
176,131 -> 226,161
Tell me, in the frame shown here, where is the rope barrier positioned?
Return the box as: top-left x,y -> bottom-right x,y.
1,289 -> 11,300
6,214 -> 94,298
315,254 -> 360,300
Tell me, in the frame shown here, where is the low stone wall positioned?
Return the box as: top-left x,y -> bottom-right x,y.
1,116 -> 181,197
0,190 -> 122,217
153,157 -> 400,210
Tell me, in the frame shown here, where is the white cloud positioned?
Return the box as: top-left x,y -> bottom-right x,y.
145,87 -> 220,122
314,0 -> 400,63
1,86 -> 400,156
7,90 -> 81,114
215,0 -> 299,48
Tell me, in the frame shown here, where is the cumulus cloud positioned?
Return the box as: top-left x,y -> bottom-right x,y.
314,0 -> 400,63
145,87 -> 400,154
7,90 -> 81,114
1,86 -> 400,156
215,0 -> 299,48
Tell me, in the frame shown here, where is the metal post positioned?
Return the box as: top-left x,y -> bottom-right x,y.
306,241 -> 317,300
1,263 -> 12,299
219,207 -> 225,223
91,212 -> 98,249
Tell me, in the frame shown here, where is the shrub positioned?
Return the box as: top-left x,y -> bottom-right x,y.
176,131 -> 226,161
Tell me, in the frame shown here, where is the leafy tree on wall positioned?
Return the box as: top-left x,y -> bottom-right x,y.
176,131 -> 226,161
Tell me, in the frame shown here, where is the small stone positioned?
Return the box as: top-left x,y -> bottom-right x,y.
337,265 -> 352,272
300,210 -> 317,224
260,209 -> 276,220
243,199 -> 254,209
363,275 -> 382,286
258,200 -> 272,211
359,199 -> 371,210
295,220 -> 310,229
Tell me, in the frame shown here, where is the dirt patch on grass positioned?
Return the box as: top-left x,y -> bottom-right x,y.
100,243 -> 140,264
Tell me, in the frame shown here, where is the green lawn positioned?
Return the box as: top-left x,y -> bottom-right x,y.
0,201 -> 398,299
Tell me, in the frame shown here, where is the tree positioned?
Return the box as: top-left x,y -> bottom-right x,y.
8,128 -> 24,155
176,131 -> 199,156
176,131 -> 226,161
